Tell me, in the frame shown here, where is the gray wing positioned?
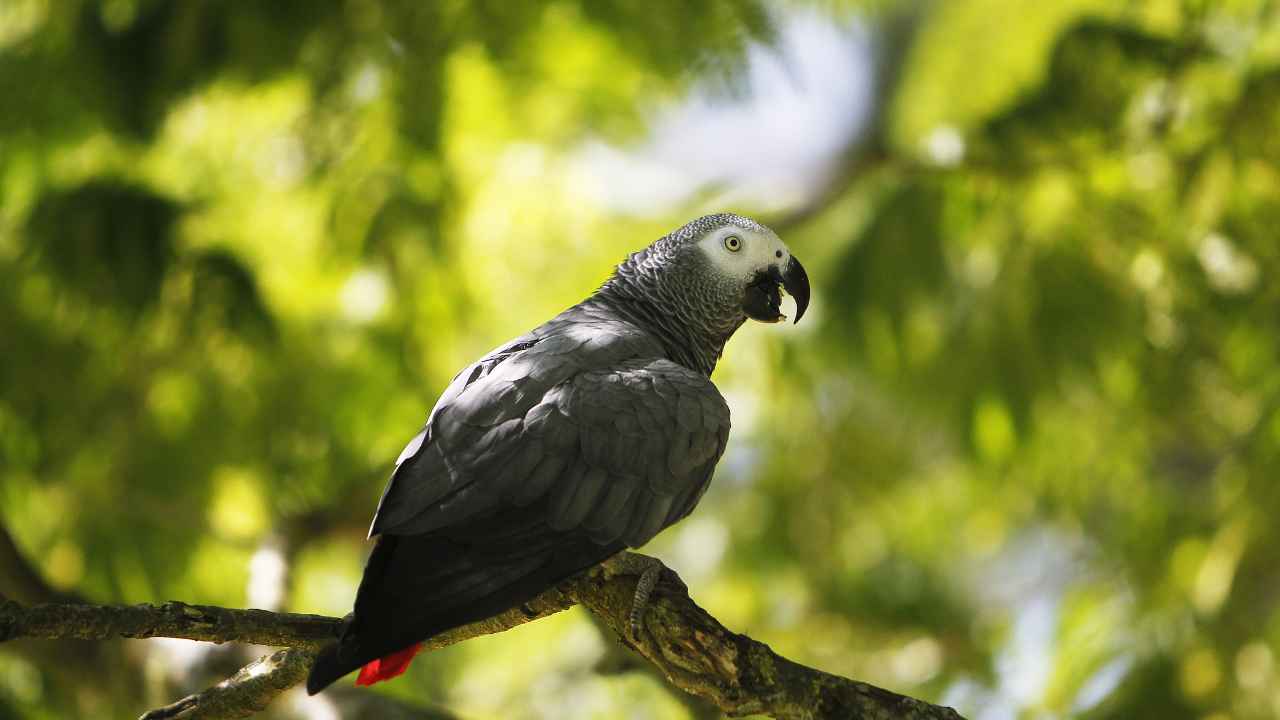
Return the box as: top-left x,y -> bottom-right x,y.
370,332 -> 730,547
526,357 -> 730,545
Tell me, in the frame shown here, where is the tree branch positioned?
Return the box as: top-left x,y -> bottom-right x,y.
0,600 -> 341,649
0,554 -> 965,720
139,648 -> 317,720
573,558 -> 964,720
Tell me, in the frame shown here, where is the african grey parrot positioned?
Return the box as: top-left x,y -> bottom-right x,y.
306,213 -> 809,694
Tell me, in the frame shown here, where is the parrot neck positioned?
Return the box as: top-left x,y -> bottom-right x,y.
596,266 -> 743,377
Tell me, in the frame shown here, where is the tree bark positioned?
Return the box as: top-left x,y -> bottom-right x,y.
0,553 -> 965,720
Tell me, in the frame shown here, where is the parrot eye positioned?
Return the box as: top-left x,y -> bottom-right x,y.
723,235 -> 742,252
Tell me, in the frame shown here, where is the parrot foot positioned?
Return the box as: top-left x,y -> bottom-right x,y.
601,552 -> 666,641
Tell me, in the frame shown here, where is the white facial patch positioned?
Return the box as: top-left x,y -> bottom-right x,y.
697,226 -> 791,281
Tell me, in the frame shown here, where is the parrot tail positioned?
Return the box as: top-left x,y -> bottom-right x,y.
355,642 -> 423,686
306,638 -> 423,695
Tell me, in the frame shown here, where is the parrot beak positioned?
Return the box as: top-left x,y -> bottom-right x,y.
782,255 -> 810,324
743,255 -> 810,324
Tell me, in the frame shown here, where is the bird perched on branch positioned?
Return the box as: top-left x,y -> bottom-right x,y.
306,213 -> 810,694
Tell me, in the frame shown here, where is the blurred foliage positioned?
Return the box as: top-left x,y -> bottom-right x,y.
2,0 -> 1280,719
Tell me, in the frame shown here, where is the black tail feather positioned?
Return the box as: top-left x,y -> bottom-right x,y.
305,503 -> 623,695
306,641 -> 352,695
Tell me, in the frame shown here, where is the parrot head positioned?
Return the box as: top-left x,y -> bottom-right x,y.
684,214 -> 810,325
602,213 -> 810,373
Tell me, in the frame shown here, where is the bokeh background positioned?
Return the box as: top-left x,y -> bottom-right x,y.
2,1 -> 1279,718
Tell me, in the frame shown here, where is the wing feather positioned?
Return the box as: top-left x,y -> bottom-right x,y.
371,327 -> 729,549
553,465 -> 608,530
514,454 -> 565,506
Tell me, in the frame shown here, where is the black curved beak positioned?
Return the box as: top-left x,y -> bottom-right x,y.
743,255 -> 811,324
781,255 -> 810,324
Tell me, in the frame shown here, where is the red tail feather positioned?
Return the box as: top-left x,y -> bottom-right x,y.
355,642 -> 424,686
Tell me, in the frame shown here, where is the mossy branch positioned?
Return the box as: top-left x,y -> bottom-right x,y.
0,553 -> 964,720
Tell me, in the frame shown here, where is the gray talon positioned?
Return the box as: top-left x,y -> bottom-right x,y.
630,562 -> 661,639
602,552 -> 665,641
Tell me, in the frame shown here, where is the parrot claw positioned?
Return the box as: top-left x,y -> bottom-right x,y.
601,552 -> 666,642
629,561 -> 661,639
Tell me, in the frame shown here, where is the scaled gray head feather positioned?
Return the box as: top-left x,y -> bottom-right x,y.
597,213 -> 809,376
663,213 -> 771,246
